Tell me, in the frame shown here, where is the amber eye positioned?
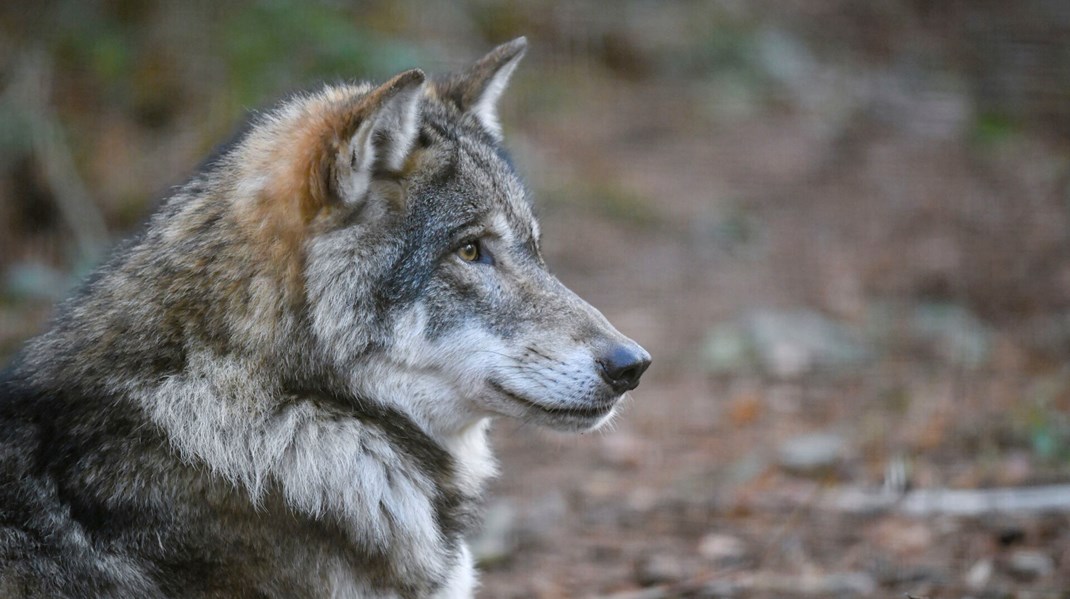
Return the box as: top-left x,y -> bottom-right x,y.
457,241 -> 481,262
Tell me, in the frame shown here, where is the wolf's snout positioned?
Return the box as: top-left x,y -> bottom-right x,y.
597,344 -> 651,394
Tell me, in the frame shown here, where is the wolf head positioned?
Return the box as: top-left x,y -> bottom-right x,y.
221,37 -> 651,435
292,38 -> 650,435
40,39 -> 648,439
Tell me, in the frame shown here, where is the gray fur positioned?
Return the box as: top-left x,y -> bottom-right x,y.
0,38 -> 648,598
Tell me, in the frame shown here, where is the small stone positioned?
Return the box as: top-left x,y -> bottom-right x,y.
701,323 -> 751,376
778,432 -> 847,474
626,486 -> 659,512
747,310 -> 871,378
822,572 -> 877,595
701,310 -> 872,378
697,533 -> 747,563
965,558 -> 993,590
634,554 -> 686,587
912,302 -> 991,369
1007,549 -> 1054,580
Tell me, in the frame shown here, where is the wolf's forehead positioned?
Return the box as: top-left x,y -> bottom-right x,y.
437,134 -> 536,240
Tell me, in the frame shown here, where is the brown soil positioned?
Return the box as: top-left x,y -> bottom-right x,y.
477,79 -> 1070,598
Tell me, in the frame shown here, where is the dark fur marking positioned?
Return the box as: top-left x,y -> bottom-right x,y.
291,385 -> 475,549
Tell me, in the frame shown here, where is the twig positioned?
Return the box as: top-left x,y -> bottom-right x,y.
898,484 -> 1070,516
826,484 -> 1070,516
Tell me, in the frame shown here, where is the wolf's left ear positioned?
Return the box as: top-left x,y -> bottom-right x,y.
330,69 -> 425,206
435,37 -> 527,140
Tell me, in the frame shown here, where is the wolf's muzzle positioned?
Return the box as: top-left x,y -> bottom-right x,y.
597,343 -> 651,394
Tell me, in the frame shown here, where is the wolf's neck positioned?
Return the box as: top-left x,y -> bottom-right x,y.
345,354 -> 500,497
131,351 -> 483,587
437,416 -> 497,499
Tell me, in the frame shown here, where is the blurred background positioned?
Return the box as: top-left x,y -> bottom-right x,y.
3,1 -> 1070,596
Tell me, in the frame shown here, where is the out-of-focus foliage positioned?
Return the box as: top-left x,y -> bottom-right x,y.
220,0 -> 423,106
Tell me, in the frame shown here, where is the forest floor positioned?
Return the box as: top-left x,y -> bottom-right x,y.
476,76 -> 1070,598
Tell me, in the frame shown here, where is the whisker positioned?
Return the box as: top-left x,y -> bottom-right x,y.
471,349 -> 515,359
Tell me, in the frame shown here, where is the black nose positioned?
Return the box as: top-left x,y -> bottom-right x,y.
598,344 -> 652,394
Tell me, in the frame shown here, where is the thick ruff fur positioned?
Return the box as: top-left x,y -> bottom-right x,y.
0,38 -> 649,598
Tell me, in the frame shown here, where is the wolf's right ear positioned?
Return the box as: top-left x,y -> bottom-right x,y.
329,69 -> 425,206
434,37 -> 527,140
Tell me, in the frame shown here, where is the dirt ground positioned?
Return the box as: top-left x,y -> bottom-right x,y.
474,77 -> 1070,597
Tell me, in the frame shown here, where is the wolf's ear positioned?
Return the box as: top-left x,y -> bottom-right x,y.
331,69 -> 425,205
435,37 -> 527,140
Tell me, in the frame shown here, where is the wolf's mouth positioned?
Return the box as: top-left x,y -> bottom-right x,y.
488,380 -> 616,419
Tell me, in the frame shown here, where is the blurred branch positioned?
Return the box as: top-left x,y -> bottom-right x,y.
828,484 -> 1070,516
2,48 -> 109,263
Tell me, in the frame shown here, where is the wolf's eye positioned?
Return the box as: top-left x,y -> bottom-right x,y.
458,241 -> 481,262
456,239 -> 493,265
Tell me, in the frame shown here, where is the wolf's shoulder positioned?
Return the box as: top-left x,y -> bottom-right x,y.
0,375 -> 163,597
0,370 -> 53,480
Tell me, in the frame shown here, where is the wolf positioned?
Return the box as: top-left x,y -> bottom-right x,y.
0,38 -> 650,598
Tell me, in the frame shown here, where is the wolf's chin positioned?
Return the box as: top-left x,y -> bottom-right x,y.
487,379 -> 619,431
